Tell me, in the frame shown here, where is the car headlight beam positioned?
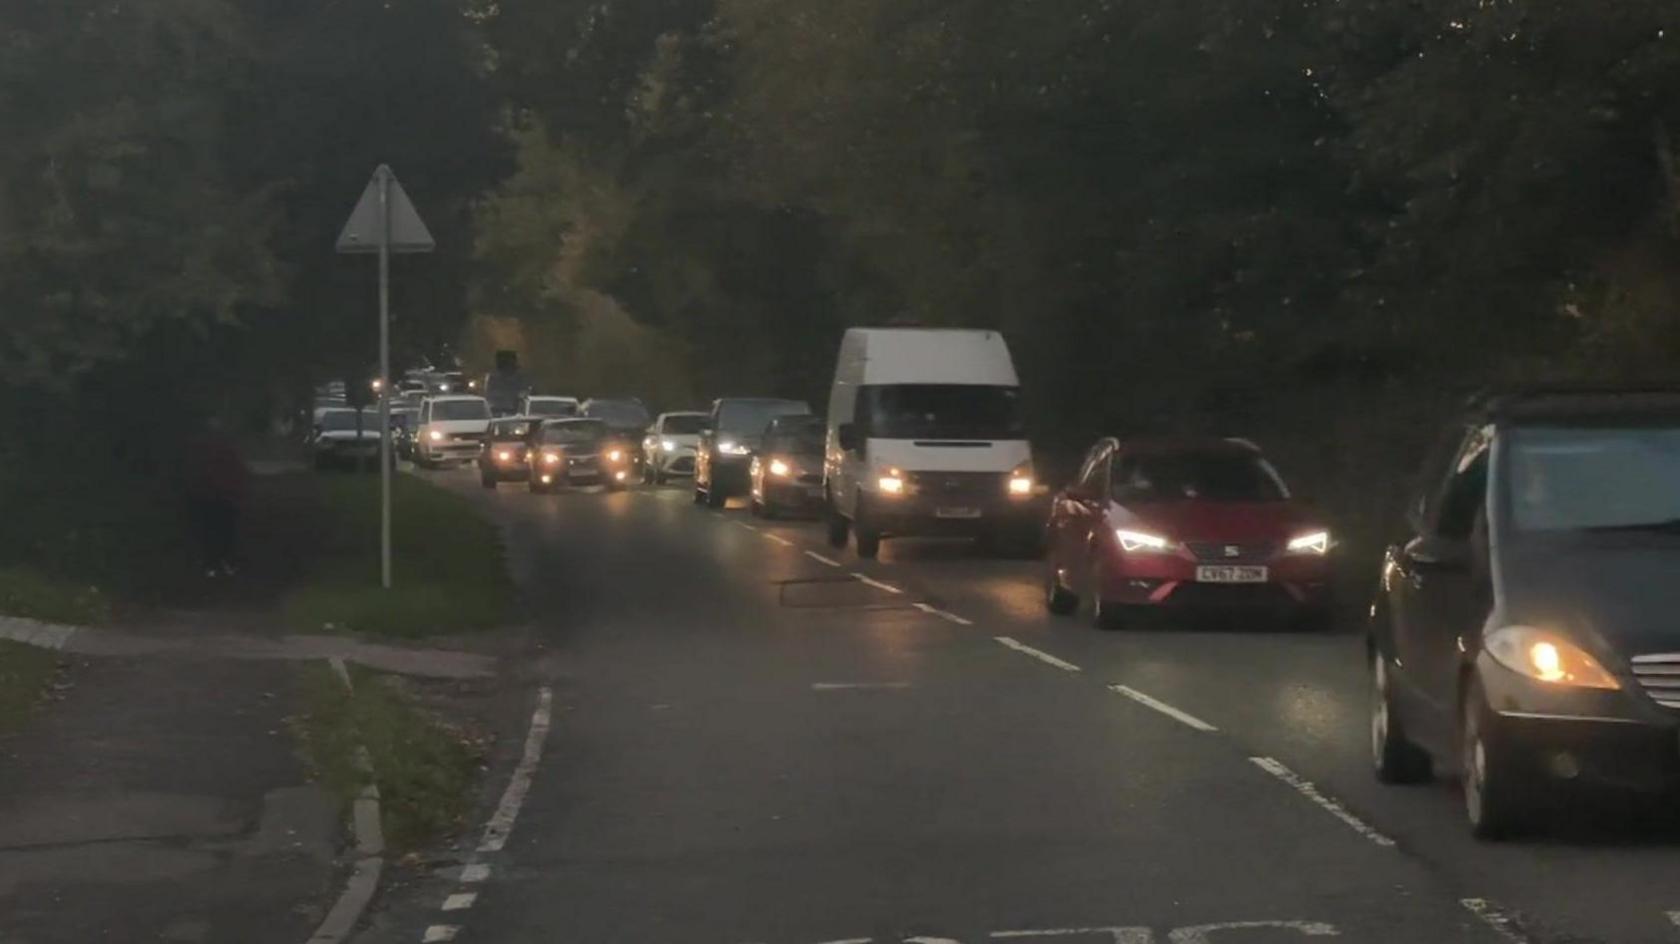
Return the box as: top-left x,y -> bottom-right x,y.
769,458 -> 792,478
1486,625 -> 1619,690
878,468 -> 906,495
1287,530 -> 1331,554
1116,528 -> 1173,553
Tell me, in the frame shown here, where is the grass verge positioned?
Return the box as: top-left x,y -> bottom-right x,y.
0,567 -> 112,626
281,474 -> 513,637
0,641 -> 61,734
290,662 -> 483,852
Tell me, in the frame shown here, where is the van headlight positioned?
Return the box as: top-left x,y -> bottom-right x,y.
769,459 -> 792,478
878,468 -> 906,496
428,430 -> 444,442
1008,462 -> 1034,497
1486,626 -> 1619,689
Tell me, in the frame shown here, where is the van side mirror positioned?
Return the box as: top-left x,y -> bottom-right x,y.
837,423 -> 861,453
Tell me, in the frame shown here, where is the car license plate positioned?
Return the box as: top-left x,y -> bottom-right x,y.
936,507 -> 983,520
1196,565 -> 1268,584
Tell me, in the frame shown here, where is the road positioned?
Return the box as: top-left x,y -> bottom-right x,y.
409,470 -> 1680,944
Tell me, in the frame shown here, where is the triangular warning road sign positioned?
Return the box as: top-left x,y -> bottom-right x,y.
336,165 -> 436,254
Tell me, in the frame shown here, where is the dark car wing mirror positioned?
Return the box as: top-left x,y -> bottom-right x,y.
836,422 -> 861,454
1405,535 -> 1470,572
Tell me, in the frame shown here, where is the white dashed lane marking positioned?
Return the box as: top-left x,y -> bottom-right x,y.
1107,684 -> 1218,733
421,927 -> 457,943
763,533 -> 795,547
1249,756 -> 1395,847
811,682 -> 911,691
994,636 -> 1081,672
913,603 -> 974,626
851,573 -> 904,595
805,551 -> 843,568
441,892 -> 477,912
1462,899 -> 1532,944
459,863 -> 490,883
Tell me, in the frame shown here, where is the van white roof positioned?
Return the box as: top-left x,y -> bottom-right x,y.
846,328 -> 1018,386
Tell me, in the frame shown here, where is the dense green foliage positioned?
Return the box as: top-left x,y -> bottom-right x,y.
6,1 -> 1680,586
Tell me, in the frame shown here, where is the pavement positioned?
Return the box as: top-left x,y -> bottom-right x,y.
0,652 -> 337,944
356,468 -> 1680,944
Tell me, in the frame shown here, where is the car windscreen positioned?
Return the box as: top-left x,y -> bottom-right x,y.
766,427 -> 825,455
527,399 -> 578,417
585,400 -> 650,429
1506,426 -> 1680,532
661,414 -> 707,435
318,411 -> 360,432
1113,452 -> 1287,502
541,421 -> 606,446
490,420 -> 534,440
717,400 -> 811,437
431,399 -> 490,421
858,385 -> 1022,440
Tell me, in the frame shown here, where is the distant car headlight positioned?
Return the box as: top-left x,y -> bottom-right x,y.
543,452 -> 562,465
662,439 -> 677,452
769,458 -> 792,478
1287,530 -> 1331,555
497,450 -> 513,462
878,468 -> 906,495
608,449 -> 624,462
1486,626 -> 1619,690
718,440 -> 750,456
428,430 -> 444,442
1116,529 -> 1173,553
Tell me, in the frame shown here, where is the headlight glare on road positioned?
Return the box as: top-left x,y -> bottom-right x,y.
1287,530 -> 1331,554
1116,528 -> 1172,553
769,459 -> 792,478
1486,626 -> 1619,689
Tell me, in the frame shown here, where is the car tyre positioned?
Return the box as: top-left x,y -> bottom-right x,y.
826,500 -> 849,548
1045,564 -> 1078,616
1371,650 -> 1432,784
1087,562 -> 1123,630
1462,676 -> 1534,840
480,469 -> 498,489
705,480 -> 727,509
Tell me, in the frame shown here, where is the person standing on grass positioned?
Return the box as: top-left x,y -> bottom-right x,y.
184,416 -> 250,578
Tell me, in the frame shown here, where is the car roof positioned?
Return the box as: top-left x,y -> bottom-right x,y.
1470,384 -> 1680,424
544,417 -> 604,426
660,410 -> 707,418
714,397 -> 804,405
1114,436 -> 1264,457
527,395 -> 577,402
425,395 -> 486,403
767,414 -> 824,432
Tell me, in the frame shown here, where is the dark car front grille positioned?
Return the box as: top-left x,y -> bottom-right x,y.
907,471 -> 1006,501
1184,541 -> 1279,564
797,472 -> 822,486
1630,654 -> 1680,710
1165,582 -> 1294,608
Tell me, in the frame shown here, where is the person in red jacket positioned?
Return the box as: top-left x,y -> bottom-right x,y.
183,417 -> 250,578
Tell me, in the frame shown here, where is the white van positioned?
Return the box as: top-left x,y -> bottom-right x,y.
415,395 -> 492,467
824,328 -> 1040,558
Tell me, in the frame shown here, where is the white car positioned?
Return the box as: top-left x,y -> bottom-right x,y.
521,395 -> 581,420
414,396 -> 492,467
642,411 -> 708,484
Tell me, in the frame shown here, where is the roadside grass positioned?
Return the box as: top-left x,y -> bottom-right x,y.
0,567 -> 112,626
0,641 -> 61,734
281,473 -> 513,638
290,662 -> 484,852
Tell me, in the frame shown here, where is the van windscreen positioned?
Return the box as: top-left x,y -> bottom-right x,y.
858,385 -> 1024,440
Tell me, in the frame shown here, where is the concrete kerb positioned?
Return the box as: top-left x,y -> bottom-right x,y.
0,615 -> 78,651
307,656 -> 387,944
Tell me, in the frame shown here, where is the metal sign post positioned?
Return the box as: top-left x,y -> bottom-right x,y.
337,165 -> 435,589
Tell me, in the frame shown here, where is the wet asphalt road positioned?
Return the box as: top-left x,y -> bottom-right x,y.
421,469 -> 1680,944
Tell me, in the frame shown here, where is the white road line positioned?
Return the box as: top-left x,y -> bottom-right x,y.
993,928 -> 1152,942
421,927 -> 458,943
811,682 -> 911,691
1169,923 -> 1337,943
912,602 -> 974,626
1461,899 -> 1531,944
735,521 -> 759,532
476,687 -> 554,854
459,863 -> 490,884
1249,756 -> 1395,847
995,636 -> 1082,672
851,572 -> 904,594
1668,910 -> 1680,929
804,550 -> 843,568
763,533 -> 795,547
1107,684 -> 1218,732
441,892 -> 477,912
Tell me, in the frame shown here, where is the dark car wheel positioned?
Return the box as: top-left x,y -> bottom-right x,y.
1086,562 -> 1124,630
1462,676 -> 1535,840
1371,650 -> 1432,784
705,480 -> 727,509
826,501 -> 849,548
481,473 -> 498,489
1045,564 -> 1078,616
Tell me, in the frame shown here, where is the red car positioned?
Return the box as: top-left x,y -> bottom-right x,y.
1044,437 -> 1332,629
